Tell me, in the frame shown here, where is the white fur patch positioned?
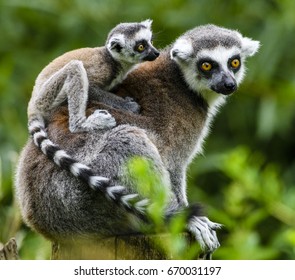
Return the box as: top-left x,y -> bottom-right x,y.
141,19 -> 152,29
106,185 -> 125,200
33,130 -> 47,146
121,194 -> 139,207
53,150 -> 71,166
89,176 -> 110,189
170,38 -> 193,61
134,28 -> 152,43
237,34 -> 260,57
107,33 -> 125,51
70,162 -> 90,176
40,139 -> 54,155
134,198 -> 150,213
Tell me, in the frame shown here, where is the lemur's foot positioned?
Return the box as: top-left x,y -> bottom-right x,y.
187,216 -> 221,255
85,110 -> 116,130
70,110 -> 116,132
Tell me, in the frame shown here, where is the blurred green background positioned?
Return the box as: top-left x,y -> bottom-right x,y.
1,0 -> 295,259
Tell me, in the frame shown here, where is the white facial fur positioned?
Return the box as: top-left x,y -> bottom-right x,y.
198,46 -> 245,84
170,25 -> 260,157
134,28 -> 153,43
171,35 -> 260,108
107,20 -> 153,65
171,44 -> 241,108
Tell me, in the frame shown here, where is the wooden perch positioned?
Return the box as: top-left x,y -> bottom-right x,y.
0,238 -> 19,260
52,233 -> 194,260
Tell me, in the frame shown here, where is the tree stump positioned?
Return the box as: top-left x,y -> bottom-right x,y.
52,233 -> 194,260
0,238 -> 19,260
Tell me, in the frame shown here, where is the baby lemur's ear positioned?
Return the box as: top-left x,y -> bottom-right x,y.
170,38 -> 193,62
141,19 -> 153,29
108,34 -> 125,52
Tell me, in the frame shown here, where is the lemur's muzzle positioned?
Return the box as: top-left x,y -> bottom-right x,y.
211,73 -> 237,95
143,47 -> 160,61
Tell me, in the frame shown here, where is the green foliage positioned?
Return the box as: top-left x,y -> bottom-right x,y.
0,0 -> 295,259
188,146 -> 295,259
126,157 -> 201,259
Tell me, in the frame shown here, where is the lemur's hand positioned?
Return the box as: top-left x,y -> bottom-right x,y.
187,216 -> 222,257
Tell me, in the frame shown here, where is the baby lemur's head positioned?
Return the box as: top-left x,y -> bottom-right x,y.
170,24 -> 260,104
106,19 -> 159,64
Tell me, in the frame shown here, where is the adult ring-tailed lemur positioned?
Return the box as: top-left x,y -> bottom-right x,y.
15,24 -> 260,258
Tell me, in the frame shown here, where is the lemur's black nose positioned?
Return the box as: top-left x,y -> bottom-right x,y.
144,48 -> 160,61
224,81 -> 237,91
154,50 -> 160,57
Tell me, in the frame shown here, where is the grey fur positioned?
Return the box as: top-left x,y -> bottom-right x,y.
27,19 -> 159,191
28,19 -> 158,134
16,25 -> 260,255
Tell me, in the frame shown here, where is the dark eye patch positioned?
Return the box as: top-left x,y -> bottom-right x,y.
134,40 -> 148,52
228,54 -> 241,72
197,58 -> 219,77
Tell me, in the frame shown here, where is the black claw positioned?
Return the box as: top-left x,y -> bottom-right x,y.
199,251 -> 212,260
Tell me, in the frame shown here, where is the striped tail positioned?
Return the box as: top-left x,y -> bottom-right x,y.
28,120 -> 150,219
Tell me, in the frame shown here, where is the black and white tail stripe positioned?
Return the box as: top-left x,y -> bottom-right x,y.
28,120 -> 150,219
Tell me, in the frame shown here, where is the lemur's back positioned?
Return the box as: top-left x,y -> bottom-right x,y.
101,51 -> 208,163
35,47 -> 115,89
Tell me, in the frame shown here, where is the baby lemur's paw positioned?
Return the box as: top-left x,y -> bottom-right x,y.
187,216 -> 221,255
123,97 -> 141,114
84,110 -> 116,130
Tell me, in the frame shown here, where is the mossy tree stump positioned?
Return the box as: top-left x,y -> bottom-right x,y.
0,238 -> 19,260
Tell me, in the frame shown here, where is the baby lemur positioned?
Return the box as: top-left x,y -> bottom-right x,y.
28,19 -> 159,136
16,25 -> 260,256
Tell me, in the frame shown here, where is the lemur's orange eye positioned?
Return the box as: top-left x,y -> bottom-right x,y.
201,62 -> 212,71
137,44 -> 145,52
231,58 -> 240,69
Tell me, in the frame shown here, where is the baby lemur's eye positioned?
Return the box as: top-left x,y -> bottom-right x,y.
230,58 -> 240,69
201,62 -> 212,71
137,44 -> 145,52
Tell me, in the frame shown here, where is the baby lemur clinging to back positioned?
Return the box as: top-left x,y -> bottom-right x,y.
16,25 -> 260,256
28,19 -> 159,136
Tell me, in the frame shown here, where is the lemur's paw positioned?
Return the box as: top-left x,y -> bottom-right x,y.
85,110 -> 116,130
124,97 -> 141,114
187,216 -> 222,254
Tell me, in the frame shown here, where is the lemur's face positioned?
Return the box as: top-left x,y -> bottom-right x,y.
195,46 -> 243,95
126,27 -> 159,63
170,25 -> 260,103
107,19 -> 159,64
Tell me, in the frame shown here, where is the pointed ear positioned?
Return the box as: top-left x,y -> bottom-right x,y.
170,38 -> 193,61
108,34 -> 125,51
141,19 -> 152,29
241,37 -> 260,57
